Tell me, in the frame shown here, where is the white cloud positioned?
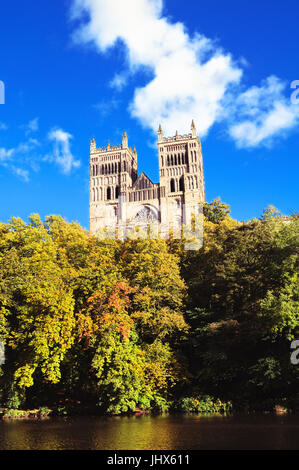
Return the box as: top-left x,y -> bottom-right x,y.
48,128 -> 81,174
71,0 -> 242,136
21,117 -> 39,135
0,138 -> 40,181
0,138 -> 39,163
109,72 -> 129,91
0,122 -> 8,131
70,0 -> 299,148
12,167 -> 30,183
0,122 -> 80,180
0,147 -> 14,162
229,76 -> 299,147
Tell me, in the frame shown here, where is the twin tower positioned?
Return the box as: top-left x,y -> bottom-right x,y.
89,122 -> 205,240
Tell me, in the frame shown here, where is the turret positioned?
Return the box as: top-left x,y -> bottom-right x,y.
158,124 -> 163,143
122,131 -> 128,149
90,136 -> 96,153
191,120 -> 197,138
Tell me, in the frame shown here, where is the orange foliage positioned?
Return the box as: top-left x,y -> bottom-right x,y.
78,281 -> 133,344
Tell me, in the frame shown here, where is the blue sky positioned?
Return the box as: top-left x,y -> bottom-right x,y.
0,0 -> 298,229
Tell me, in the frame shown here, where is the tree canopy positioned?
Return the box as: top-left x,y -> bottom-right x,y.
0,204 -> 298,413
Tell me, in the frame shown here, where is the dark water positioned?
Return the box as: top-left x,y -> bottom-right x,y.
0,414 -> 299,450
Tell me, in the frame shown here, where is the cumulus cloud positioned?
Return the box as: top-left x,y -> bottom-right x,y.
71,0 -> 242,136
48,128 -> 81,174
70,0 -> 299,148
229,76 -> 299,147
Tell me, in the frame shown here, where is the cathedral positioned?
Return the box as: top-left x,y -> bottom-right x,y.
89,121 -> 205,240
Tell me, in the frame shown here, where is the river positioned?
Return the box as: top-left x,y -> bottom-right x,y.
0,414 -> 298,450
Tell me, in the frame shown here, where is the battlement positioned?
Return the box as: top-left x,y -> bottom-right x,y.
90,131 -> 137,158
162,133 -> 193,142
96,144 -> 122,152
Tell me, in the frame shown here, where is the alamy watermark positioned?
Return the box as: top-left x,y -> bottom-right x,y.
291,80 -> 299,104
94,199 -> 204,251
0,80 -> 5,104
290,340 -> 299,365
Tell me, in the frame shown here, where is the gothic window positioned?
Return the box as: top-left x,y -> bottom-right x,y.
161,156 -> 164,167
194,151 -> 197,161
115,186 -> 120,199
178,154 -> 181,165
179,176 -> 184,192
170,178 -> 175,193
107,187 -> 111,200
174,154 -> 177,165
171,155 -> 174,166
167,155 -> 170,166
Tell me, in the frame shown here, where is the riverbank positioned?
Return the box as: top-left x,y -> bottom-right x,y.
0,407 -> 52,419
0,404 -> 290,420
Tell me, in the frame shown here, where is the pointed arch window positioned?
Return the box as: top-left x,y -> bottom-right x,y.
179,176 -> 184,192
170,178 -> 175,193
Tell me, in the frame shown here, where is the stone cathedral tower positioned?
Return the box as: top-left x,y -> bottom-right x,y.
89,122 -> 205,239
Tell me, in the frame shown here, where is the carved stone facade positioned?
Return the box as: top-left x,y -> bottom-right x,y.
89,122 -> 205,239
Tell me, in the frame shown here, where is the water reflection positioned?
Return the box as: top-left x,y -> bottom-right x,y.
0,414 -> 299,450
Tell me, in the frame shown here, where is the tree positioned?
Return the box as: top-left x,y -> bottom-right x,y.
0,215 -> 76,406
203,198 -> 231,224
